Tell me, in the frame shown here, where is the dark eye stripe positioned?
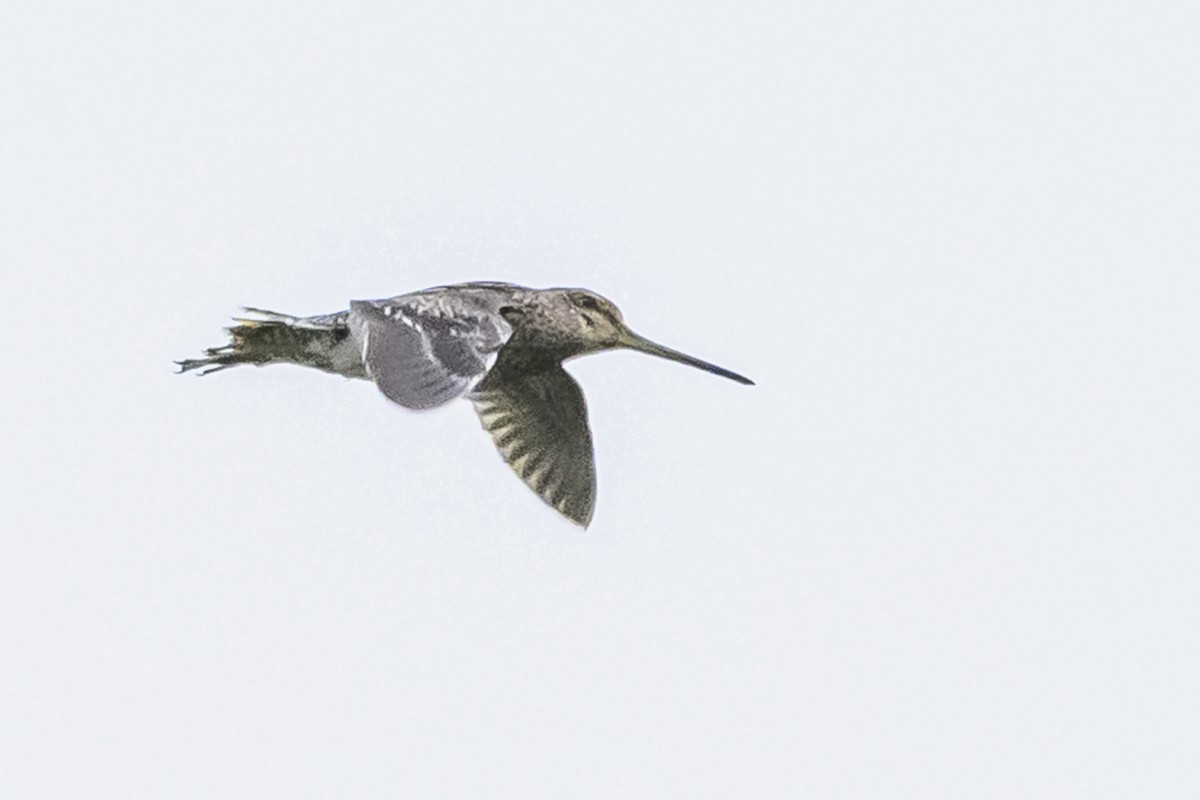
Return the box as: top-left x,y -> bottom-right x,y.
574,294 -> 600,311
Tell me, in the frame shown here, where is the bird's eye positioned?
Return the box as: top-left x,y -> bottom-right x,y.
573,294 -> 600,312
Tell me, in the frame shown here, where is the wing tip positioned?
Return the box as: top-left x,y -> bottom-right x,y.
558,493 -> 595,528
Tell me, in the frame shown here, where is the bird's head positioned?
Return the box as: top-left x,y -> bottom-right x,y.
561,289 -> 627,348
556,288 -> 754,385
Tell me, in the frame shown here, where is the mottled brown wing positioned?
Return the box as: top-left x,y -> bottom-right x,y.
470,366 -> 596,526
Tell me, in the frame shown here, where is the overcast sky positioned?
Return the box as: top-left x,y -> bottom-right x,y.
2,1 -> 1197,797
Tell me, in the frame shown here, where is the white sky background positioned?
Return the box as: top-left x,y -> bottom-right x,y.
2,1 -> 1197,797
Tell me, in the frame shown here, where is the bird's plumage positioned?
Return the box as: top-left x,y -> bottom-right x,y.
348,286 -> 515,409
178,281 -> 751,526
471,365 -> 597,526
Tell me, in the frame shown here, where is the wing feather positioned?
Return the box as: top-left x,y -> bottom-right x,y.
470,366 -> 596,526
348,290 -> 513,410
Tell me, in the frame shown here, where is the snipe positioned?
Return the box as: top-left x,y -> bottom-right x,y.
178,282 -> 753,526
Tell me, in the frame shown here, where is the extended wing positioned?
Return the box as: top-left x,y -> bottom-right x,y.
470,365 -> 597,526
348,286 -> 516,410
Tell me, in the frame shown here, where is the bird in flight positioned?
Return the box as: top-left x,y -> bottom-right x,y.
178,282 -> 753,526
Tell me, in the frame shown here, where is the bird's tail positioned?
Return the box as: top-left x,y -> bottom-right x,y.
176,308 -> 356,376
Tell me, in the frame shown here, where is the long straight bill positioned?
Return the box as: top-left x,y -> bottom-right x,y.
621,331 -> 755,385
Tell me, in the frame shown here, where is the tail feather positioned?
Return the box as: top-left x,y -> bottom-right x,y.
176,308 -> 359,377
